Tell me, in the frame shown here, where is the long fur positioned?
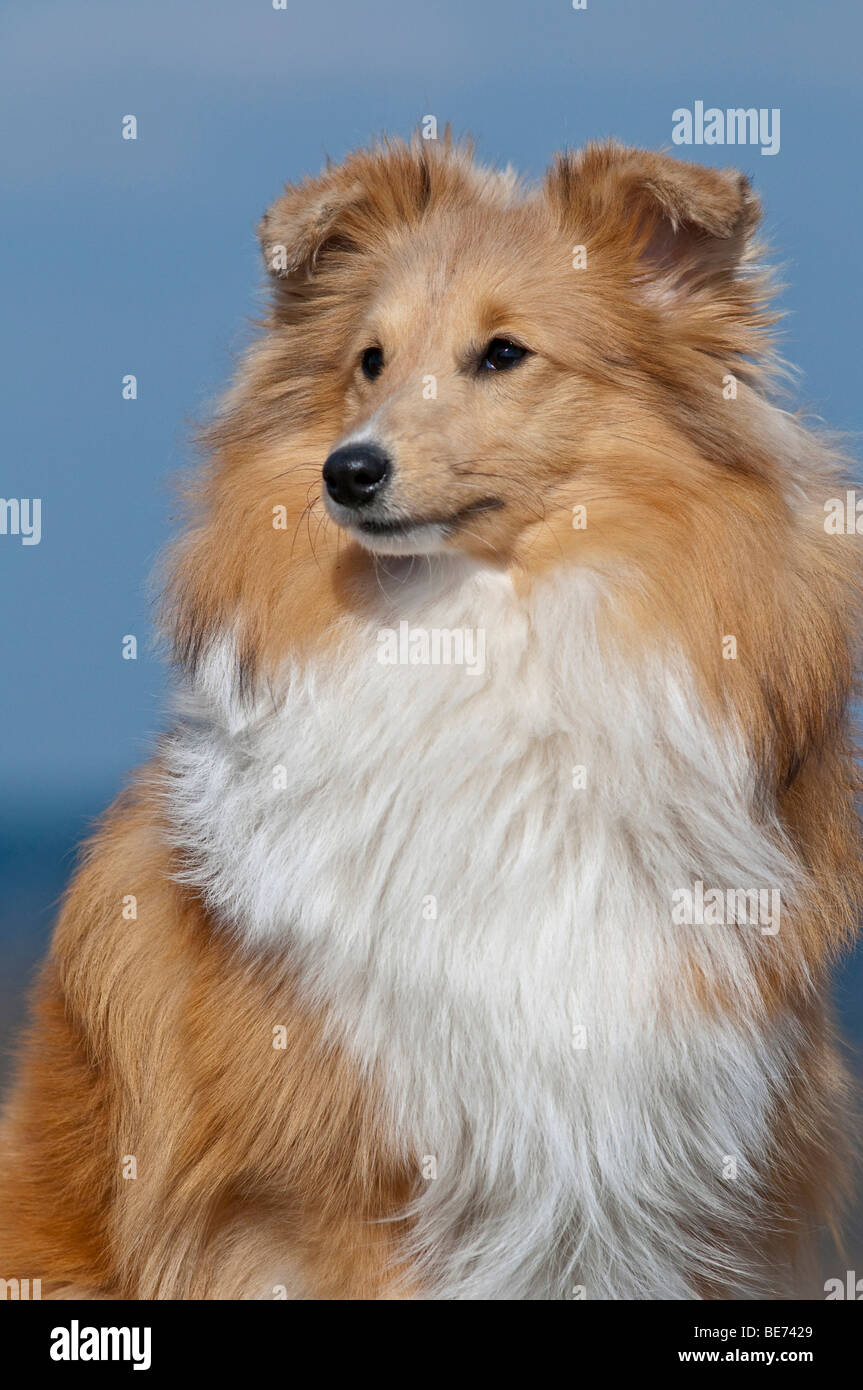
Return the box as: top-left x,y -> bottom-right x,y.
1,136 -> 860,1300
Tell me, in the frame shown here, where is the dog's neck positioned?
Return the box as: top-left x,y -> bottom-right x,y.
163,559 -> 800,1298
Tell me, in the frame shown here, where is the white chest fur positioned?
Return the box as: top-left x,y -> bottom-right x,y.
165,558 -> 801,1299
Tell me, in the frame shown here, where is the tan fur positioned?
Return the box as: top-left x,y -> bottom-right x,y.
0,787 -> 414,1298
1,137 -> 860,1297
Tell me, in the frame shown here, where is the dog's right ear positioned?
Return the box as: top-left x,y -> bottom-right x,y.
257,165 -> 368,281
257,136 -> 476,297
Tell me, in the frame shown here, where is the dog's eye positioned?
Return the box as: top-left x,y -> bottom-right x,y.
480,338 -> 529,373
361,346 -> 384,381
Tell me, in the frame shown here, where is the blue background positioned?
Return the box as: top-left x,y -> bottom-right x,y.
1,0 -> 861,1271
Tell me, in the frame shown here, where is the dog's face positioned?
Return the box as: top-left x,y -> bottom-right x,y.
170,138 -> 857,818
257,140 -> 765,566
323,208 -> 604,559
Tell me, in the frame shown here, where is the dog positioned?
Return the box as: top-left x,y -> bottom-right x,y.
1,136 -> 860,1300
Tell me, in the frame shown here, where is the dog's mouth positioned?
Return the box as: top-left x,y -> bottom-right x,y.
358,498 -> 502,535
333,497 -> 504,554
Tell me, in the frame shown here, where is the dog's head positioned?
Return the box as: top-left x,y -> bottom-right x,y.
256,137 -> 765,564
165,138 -> 861,993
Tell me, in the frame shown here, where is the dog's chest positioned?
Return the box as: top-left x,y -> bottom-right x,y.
167,566 -> 795,1296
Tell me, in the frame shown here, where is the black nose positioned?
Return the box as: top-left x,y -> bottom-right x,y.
323,443 -> 391,509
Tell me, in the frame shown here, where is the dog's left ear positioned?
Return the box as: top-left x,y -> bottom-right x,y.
544,142 -> 761,300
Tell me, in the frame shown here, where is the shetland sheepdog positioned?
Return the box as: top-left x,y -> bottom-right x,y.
1,137 -> 860,1300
